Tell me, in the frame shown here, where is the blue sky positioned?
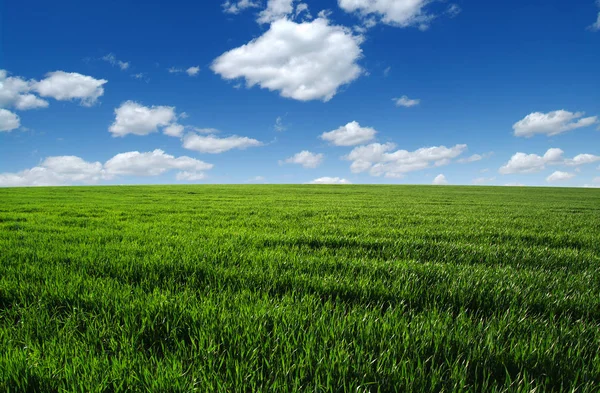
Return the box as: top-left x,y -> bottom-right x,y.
1,0 -> 599,187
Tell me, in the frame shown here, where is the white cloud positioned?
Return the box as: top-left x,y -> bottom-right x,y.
222,0 -> 260,14
0,109 -> 20,132
246,175 -> 267,183
499,149 -> 600,174
212,18 -> 363,102
499,148 -> 564,174
513,110 -> 598,137
447,4 -> 461,17
109,101 -> 177,137
274,116 -> 287,132
345,143 -> 467,178
393,95 -> 420,107
472,177 -> 496,185
182,133 -> 263,154
588,12 -> 600,31
457,152 -> 493,164
104,149 -> 212,176
102,53 -> 130,70
338,0 -> 436,29
33,71 -> 107,106
295,2 -> 311,19
281,150 -> 324,168
15,94 -> 49,110
320,121 -> 377,146
505,182 -> 525,187
0,70 -> 49,110
0,150 -> 213,187
546,171 -> 575,183
176,171 -> 207,181
163,123 -> 185,137
565,154 -> 600,166
0,156 -> 106,187
432,174 -> 448,185
168,67 -> 183,73
257,0 -> 297,24
309,177 -> 351,184
186,66 -> 201,76
192,127 -> 220,134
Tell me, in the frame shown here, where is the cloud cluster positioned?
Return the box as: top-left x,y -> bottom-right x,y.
338,0 -> 439,29
513,110 -> 598,137
345,143 -> 467,178
0,69 -> 107,132
222,0 -> 260,14
212,18 -> 363,102
257,0 -> 309,24
0,150 -> 212,187
281,151 -> 324,168
0,70 -> 49,111
309,177 -> 351,184
499,148 -> 600,174
499,148 -> 564,174
182,133 -> 263,154
546,171 -> 575,183
320,121 -> 377,146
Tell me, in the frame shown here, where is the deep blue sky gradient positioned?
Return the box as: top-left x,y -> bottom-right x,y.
1,0 -> 599,185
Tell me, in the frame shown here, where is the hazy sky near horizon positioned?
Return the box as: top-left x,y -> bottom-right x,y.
1,0 -> 599,187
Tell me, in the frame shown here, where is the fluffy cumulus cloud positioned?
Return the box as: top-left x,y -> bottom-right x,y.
0,71 -> 49,111
338,0 -> 439,29
2,69 -> 106,111
186,66 -> 201,76
546,171 -> 576,183
345,143 -> 467,178
0,156 -> 106,187
103,149 -> 212,177
211,18 -> 363,102
33,71 -> 107,106
320,121 -> 377,146
182,133 -> 263,154
163,123 -> 185,138
257,0 -> 304,24
564,154 -> 600,166
393,95 -> 420,107
0,150 -> 213,187
432,174 -> 448,185
499,148 -> 564,174
513,110 -> 598,137
0,109 -> 20,132
499,149 -> 600,174
309,177 -> 352,184
109,101 -> 177,137
281,151 -> 324,168
222,0 -> 260,14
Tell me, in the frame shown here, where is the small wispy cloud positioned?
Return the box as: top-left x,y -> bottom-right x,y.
393,95 -> 420,108
102,53 -> 130,70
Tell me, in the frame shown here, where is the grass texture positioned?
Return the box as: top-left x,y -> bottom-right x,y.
1,185 -> 599,392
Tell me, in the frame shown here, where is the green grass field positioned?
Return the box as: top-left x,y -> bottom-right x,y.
1,185 -> 599,392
